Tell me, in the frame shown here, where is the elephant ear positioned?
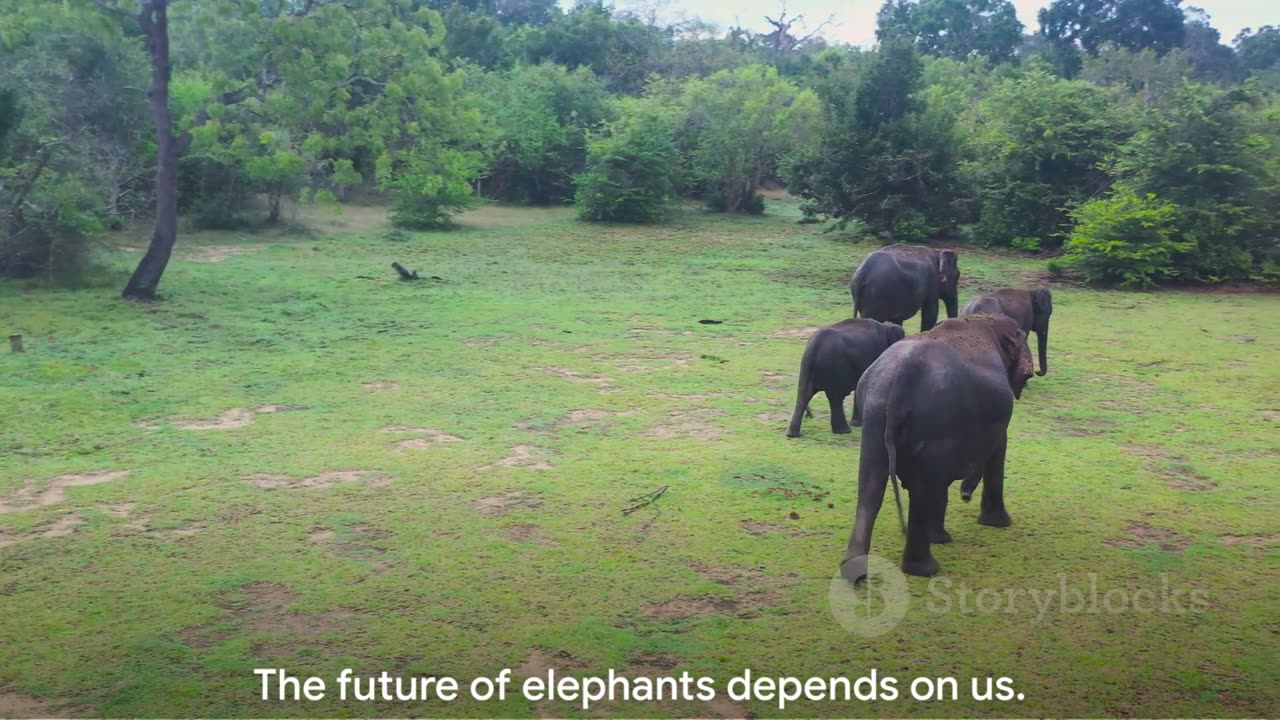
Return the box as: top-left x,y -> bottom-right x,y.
1001,328 -> 1034,397
885,323 -> 906,345
1032,289 -> 1052,316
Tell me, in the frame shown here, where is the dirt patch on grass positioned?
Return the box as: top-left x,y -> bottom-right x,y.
381,426 -> 463,450
759,371 -> 790,390
507,523 -> 558,547
1104,522 -> 1191,552
740,520 -> 786,536
1123,445 -> 1218,491
181,581 -> 358,656
478,445 -> 555,471
474,491 -> 545,516
0,513 -> 88,548
0,692 -> 55,717
622,651 -> 683,678
606,352 -> 696,372
769,325 -> 821,339
641,589 -> 782,621
641,409 -> 726,441
544,367 -> 612,386
245,470 -> 392,490
182,245 -> 261,263
173,405 -> 303,430
362,380 -> 401,391
694,564 -> 765,587
704,695 -> 752,719
307,524 -> 392,573
628,326 -> 694,337
0,470 -> 131,514
1220,534 -> 1276,548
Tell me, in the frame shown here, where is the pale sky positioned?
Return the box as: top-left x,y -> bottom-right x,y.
610,0 -> 1277,48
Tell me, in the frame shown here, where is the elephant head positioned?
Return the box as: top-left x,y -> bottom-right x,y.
937,250 -> 959,319
883,322 -> 907,347
1031,289 -> 1052,376
999,328 -> 1035,399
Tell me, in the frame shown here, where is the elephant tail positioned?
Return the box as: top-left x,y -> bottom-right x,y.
882,369 -> 908,537
786,331 -> 822,437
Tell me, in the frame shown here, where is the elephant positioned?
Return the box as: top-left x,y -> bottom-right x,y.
840,314 -> 1034,581
786,319 -> 906,438
961,288 -> 1053,376
849,245 -> 960,333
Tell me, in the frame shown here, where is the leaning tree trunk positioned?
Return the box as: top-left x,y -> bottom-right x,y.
122,0 -> 177,301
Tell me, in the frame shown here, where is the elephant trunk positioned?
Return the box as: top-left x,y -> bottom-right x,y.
943,293 -> 958,320
1036,328 -> 1048,376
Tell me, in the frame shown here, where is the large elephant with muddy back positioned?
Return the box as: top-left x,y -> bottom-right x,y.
961,288 -> 1053,376
849,245 -> 960,333
841,314 -> 1035,581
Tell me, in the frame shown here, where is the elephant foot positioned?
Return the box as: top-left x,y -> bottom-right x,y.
831,424 -> 852,435
786,430 -> 800,439
978,509 -> 1012,528
851,418 -> 862,428
929,527 -> 952,544
901,555 -> 940,577
839,555 -> 869,584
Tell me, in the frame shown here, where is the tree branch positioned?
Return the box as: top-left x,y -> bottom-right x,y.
174,73 -> 281,154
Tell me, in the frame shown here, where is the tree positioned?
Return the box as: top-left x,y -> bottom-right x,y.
574,102 -> 678,222
1039,0 -> 1187,75
1110,84 -> 1279,280
1235,26 -> 1280,77
876,0 -> 1024,64
671,65 -> 820,212
964,69 -> 1132,250
471,63 -> 616,204
785,40 -> 959,239
87,0 -> 482,297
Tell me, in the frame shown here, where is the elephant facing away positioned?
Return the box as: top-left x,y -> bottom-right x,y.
787,319 -> 906,438
841,314 -> 1034,581
849,245 -> 959,333
961,288 -> 1053,376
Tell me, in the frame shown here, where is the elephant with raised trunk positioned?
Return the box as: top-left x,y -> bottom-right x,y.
787,319 -> 906,438
841,314 -> 1034,582
961,288 -> 1053,376
849,245 -> 959,333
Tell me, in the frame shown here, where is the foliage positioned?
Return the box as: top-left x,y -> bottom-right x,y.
0,2 -> 146,281
785,40 -> 959,240
876,0 -> 1024,64
1062,187 -> 1186,287
1039,0 -> 1187,75
669,65 -> 820,213
383,144 -> 484,228
574,104 -> 677,222
470,63 -> 615,205
1111,84 -> 1279,281
964,68 -> 1131,249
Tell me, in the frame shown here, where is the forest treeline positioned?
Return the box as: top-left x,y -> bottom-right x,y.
1,0 -> 1277,294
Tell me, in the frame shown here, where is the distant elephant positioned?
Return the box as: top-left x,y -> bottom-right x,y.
849,245 -> 959,333
787,319 -> 906,438
841,314 -> 1034,581
961,288 -> 1053,376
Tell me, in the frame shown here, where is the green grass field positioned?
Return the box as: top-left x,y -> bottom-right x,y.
1,200 -> 1276,718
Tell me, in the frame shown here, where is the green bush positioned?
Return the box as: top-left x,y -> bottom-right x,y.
383,146 -> 482,230
893,212 -> 932,243
1062,188 -> 1190,288
574,109 -> 677,223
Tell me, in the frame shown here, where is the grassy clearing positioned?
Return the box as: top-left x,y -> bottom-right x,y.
0,200 -> 1276,718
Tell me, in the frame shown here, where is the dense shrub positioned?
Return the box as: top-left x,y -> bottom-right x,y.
574,107 -> 677,223
384,146 -> 483,229
1062,188 -> 1187,287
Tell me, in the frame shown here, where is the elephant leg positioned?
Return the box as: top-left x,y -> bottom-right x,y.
960,471 -> 981,502
841,432 -> 890,583
929,490 -> 952,544
902,486 -> 940,577
977,438 -> 1012,528
851,393 -> 862,428
828,391 -> 851,434
805,405 -> 814,418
